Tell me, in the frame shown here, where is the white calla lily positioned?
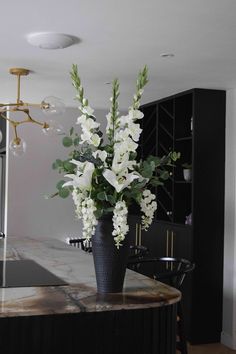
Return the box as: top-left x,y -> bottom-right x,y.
64,161 -> 95,191
103,169 -> 139,193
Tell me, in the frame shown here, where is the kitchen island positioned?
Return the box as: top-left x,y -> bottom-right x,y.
0,236 -> 180,354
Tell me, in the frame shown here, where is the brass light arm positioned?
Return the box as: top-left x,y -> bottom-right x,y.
24,111 -> 49,128
17,74 -> 21,104
0,102 -> 42,108
0,68 -> 64,154
0,108 -> 49,128
0,112 -> 16,125
12,124 -> 19,141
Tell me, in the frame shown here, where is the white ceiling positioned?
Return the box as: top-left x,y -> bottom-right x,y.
1,0 -> 236,110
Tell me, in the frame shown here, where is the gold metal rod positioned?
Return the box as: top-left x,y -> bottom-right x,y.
12,123 -> 18,140
17,75 -> 21,104
0,102 -> 41,108
5,109 -> 45,127
0,113 -> 16,124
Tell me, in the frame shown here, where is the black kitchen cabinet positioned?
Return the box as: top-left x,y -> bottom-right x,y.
130,89 -> 225,344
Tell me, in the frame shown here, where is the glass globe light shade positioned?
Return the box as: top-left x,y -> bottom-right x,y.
9,138 -> 26,157
41,96 -> 65,115
42,119 -> 64,136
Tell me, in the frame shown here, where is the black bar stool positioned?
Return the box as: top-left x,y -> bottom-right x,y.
68,238 -> 92,252
128,256 -> 195,354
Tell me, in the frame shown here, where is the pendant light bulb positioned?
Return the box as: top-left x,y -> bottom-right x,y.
41,96 -> 65,115
9,138 -> 27,157
42,119 -> 64,136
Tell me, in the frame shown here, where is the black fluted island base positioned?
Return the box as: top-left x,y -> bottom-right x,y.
0,236 -> 180,354
0,305 -> 177,354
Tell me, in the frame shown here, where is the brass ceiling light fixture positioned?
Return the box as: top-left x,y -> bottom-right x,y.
0,68 -> 65,156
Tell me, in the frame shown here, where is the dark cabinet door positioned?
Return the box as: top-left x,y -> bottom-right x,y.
141,222 -> 193,260
171,224 -> 193,260
141,221 -> 168,257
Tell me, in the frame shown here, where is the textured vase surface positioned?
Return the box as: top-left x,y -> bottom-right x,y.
92,215 -> 131,293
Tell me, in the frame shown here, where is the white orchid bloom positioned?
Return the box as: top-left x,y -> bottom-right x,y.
82,117 -> 100,130
115,138 -> 138,155
112,152 -> 136,174
80,105 -> 94,116
90,134 -> 101,147
92,150 -> 107,162
114,129 -> 130,142
64,161 -> 95,191
128,108 -> 144,120
103,169 -> 139,193
76,114 -> 87,125
118,115 -> 130,127
80,130 -> 93,144
129,122 -> 142,142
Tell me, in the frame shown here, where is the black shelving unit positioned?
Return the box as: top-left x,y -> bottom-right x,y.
131,88 -> 226,344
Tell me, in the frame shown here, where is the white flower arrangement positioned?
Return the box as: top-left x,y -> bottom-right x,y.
52,65 -> 180,248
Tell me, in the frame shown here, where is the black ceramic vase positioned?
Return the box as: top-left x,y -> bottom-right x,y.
92,214 -> 131,293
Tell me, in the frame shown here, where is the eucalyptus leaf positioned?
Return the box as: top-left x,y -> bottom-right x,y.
63,161 -> 75,173
56,180 -> 66,190
73,137 -> 80,146
69,127 -> 74,136
160,171 -> 170,180
107,195 -> 116,204
52,162 -> 58,170
94,208 -> 103,218
62,137 -> 73,147
58,188 -> 70,198
97,191 -> 107,201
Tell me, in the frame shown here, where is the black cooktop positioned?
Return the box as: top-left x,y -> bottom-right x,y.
0,260 -> 68,288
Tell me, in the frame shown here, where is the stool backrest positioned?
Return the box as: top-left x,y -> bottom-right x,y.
128,256 -> 195,290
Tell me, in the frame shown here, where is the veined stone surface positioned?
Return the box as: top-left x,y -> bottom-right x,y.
0,236 -> 180,318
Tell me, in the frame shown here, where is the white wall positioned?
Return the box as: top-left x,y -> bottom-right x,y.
221,89 -> 236,349
6,107 -> 109,242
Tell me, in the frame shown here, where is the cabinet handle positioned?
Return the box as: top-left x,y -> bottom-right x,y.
171,231 -> 174,270
139,224 -> 142,246
166,230 -> 169,257
135,223 -> 138,247
166,230 -> 170,269
171,231 -> 174,257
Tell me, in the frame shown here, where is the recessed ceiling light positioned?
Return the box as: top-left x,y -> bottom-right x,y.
160,53 -> 175,58
26,32 -> 78,50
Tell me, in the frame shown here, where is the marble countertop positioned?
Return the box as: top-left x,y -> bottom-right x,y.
0,236 -> 181,318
